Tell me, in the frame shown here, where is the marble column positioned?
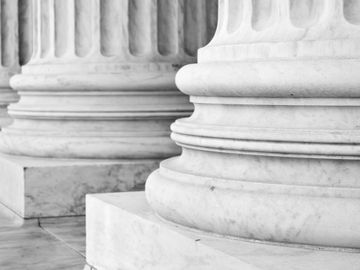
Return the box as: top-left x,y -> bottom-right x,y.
0,0 -> 217,218
146,0 -> 360,249
0,0 -> 20,128
3,0 -> 217,159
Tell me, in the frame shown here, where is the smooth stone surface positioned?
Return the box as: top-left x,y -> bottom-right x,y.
0,218 -> 86,270
86,192 -> 360,270
0,201 -> 24,228
40,216 -> 86,256
146,153 -> 360,248
0,227 -> 85,270
0,154 -> 159,218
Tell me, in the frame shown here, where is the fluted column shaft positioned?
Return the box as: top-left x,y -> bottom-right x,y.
0,0 -> 20,127
0,0 -> 217,159
146,0 -> 360,249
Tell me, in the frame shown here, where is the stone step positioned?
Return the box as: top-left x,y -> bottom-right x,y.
86,192 -> 360,270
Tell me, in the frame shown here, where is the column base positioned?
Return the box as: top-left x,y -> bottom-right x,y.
86,192 -> 360,270
0,154 -> 159,218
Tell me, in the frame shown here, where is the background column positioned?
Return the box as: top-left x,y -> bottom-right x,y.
2,0 -> 217,159
0,0 -> 218,218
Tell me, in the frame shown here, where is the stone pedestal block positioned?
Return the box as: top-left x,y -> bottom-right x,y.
0,154 -> 158,218
86,192 -> 360,270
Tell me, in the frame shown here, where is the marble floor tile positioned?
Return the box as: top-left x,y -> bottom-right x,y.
0,212 -> 86,269
40,216 -> 86,256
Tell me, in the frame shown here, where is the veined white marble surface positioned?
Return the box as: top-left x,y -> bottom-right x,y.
0,215 -> 86,269
0,154 -> 158,218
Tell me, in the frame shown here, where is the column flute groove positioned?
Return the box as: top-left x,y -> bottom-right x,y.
0,0 -> 19,128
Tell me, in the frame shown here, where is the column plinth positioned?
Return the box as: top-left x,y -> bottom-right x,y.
146,0 -> 360,248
